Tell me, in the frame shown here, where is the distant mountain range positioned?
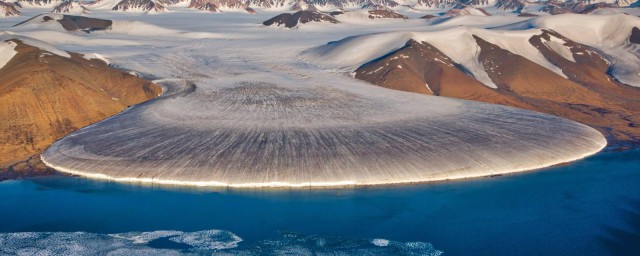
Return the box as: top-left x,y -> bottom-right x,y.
0,0 -> 637,15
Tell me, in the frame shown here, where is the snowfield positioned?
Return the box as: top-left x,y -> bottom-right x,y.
3,7 -> 628,188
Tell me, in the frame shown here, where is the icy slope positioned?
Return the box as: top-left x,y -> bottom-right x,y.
12,13 -> 220,38
302,27 -> 569,88
303,14 -> 640,88
498,14 -> 640,87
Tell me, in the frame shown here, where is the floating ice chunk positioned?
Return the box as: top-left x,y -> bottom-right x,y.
372,238 -> 390,247
0,230 -> 443,255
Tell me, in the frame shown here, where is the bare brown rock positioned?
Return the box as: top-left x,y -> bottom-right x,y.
0,40 -> 161,177
474,35 -> 640,143
355,40 -> 530,109
0,155 -> 57,181
354,35 -> 640,145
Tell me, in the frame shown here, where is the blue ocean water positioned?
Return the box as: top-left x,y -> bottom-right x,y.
0,149 -> 639,255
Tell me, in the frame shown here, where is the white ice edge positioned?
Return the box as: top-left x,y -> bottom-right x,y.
41,139 -> 606,189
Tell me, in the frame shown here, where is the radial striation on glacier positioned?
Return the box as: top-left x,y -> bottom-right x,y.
40,69 -> 607,188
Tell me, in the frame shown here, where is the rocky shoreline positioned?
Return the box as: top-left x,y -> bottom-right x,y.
0,155 -> 57,182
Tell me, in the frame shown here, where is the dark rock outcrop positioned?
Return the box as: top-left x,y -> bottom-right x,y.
57,15 -> 112,32
367,9 -> 407,19
630,27 -> 640,44
263,10 -> 339,28
14,14 -> 113,33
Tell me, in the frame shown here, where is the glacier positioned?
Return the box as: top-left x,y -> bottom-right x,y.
4,10 -> 610,188
41,71 -> 607,188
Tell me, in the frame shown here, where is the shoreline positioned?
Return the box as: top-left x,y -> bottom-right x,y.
36,137 -> 606,190
0,155 -> 57,182
5,137 -> 633,186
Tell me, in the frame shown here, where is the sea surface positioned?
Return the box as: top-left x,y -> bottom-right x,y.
0,149 -> 639,255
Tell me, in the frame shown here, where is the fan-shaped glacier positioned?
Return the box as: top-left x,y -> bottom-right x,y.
41,70 -> 606,188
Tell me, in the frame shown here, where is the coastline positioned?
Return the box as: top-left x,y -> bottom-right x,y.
0,155 -> 57,182
37,134 -> 607,189
0,121 -> 640,189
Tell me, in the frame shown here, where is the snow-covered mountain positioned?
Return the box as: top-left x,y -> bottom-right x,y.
111,0 -> 168,12
7,0 -> 632,15
17,0 -> 61,7
82,0 -> 116,9
53,1 -> 90,14
367,8 -> 408,18
247,0 -> 636,12
263,10 -> 339,27
247,0 -> 403,10
290,0 -> 318,10
189,0 -> 255,13
0,1 -> 21,17
302,13 -> 640,143
413,0 -> 456,8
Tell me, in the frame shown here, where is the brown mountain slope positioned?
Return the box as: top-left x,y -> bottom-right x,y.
355,35 -> 640,145
474,35 -> 640,143
0,39 -> 161,177
355,40 -> 531,110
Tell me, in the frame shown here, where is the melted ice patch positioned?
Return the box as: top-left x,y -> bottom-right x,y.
0,230 -> 442,255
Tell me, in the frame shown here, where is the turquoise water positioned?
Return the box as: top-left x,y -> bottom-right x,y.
0,149 -> 639,255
